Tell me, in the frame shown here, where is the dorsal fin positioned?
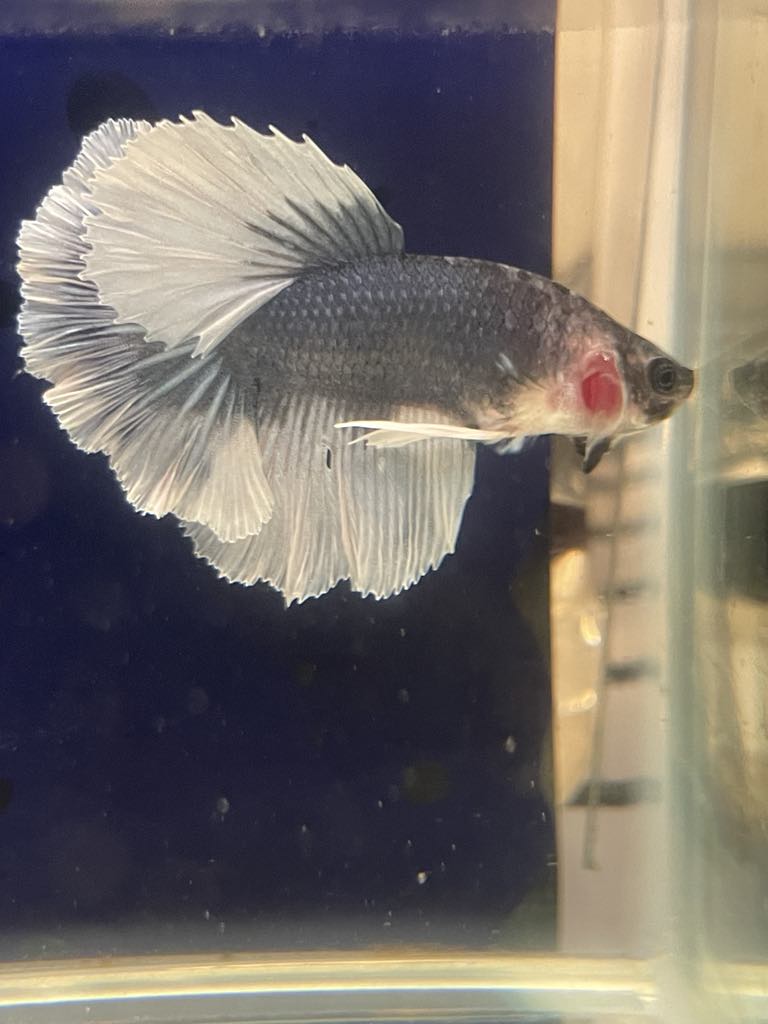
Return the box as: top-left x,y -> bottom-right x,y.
81,110 -> 404,356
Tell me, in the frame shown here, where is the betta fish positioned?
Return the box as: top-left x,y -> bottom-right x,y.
16,112 -> 693,603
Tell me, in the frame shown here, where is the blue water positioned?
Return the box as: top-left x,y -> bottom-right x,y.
0,28 -> 554,953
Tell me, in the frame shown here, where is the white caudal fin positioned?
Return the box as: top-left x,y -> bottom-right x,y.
184,400 -> 476,603
17,118 -> 273,540
80,110 -> 404,357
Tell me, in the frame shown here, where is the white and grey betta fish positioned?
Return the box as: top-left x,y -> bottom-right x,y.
16,112 -> 694,604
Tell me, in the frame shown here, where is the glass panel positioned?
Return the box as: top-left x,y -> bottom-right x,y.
552,1 -> 768,1020
676,0 -> 768,973
0,0 -> 557,986
0,1 -> 766,1021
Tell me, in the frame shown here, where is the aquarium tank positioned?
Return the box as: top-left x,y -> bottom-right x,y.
0,1 -> 765,1022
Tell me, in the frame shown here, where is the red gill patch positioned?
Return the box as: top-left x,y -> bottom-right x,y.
580,353 -> 622,418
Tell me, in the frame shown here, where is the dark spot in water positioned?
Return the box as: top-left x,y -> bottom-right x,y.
325,446 -> 332,470
0,443 -> 50,525
0,279 -> 20,330
0,779 -> 14,814
186,686 -> 210,716
605,657 -> 656,682
732,356 -> 768,418
570,777 -> 661,807
372,182 -> 395,209
402,760 -> 450,804
67,72 -> 157,137
550,503 -> 587,553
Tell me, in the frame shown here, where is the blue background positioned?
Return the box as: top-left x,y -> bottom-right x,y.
0,29 -> 554,954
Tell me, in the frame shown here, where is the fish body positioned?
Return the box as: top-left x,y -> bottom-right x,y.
16,113 -> 693,603
210,252 -> 691,448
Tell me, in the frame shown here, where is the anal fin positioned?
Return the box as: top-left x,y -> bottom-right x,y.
185,400 -> 477,603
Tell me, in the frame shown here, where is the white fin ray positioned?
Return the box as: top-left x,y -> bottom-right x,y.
338,410 -> 476,600
17,118 -> 273,542
18,117 -> 152,347
82,110 -> 404,357
184,396 -> 349,602
335,418 -> 512,447
494,436 -> 531,455
184,401 -> 476,603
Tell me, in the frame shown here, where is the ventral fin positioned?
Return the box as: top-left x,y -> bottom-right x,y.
335,419 -> 511,447
81,110 -> 405,357
184,401 -> 476,604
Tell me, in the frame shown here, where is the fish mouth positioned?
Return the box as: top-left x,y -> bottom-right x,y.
676,364 -> 695,398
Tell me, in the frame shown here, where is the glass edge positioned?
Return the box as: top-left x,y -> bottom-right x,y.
0,952 -> 766,1020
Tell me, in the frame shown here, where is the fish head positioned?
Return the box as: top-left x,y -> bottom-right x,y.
612,329 -> 695,428
564,314 -> 694,472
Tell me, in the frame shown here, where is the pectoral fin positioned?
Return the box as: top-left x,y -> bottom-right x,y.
574,435 -> 613,473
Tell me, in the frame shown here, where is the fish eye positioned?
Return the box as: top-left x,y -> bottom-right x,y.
649,357 -> 678,394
